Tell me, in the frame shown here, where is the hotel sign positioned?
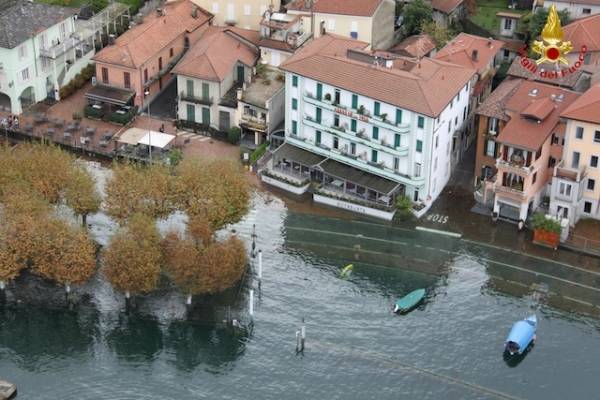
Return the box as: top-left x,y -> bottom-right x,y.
335,107 -> 369,122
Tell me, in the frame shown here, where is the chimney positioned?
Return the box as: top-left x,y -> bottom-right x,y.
471,49 -> 478,61
192,5 -> 198,18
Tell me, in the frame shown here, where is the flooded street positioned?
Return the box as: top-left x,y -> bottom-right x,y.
1,163 -> 600,399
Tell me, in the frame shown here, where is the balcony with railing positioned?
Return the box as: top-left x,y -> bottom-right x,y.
179,91 -> 213,106
496,148 -> 535,175
494,172 -> 526,199
40,36 -> 83,59
553,160 -> 586,182
241,113 -> 267,131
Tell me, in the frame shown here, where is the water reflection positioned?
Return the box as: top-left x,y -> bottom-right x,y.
0,304 -> 99,372
105,312 -> 164,363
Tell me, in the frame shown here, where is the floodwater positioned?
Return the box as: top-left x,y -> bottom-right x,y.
1,163 -> 600,400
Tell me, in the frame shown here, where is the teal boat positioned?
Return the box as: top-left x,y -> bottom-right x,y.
394,289 -> 426,314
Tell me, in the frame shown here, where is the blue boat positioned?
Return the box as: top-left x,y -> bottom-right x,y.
504,315 -> 537,355
394,289 -> 426,314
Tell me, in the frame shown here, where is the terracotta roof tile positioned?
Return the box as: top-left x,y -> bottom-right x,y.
93,0 -> 211,69
564,14 -> 600,53
435,33 -> 504,73
476,78 -> 522,120
506,56 -> 587,90
495,81 -> 580,151
389,34 -> 436,58
172,26 -> 259,81
286,0 -> 383,16
432,0 -> 464,14
280,34 -> 475,117
561,83 -> 600,124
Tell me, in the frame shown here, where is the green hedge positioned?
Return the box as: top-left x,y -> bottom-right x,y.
84,105 -> 104,119
250,142 -> 269,164
60,64 -> 95,100
108,106 -> 137,125
531,212 -> 561,233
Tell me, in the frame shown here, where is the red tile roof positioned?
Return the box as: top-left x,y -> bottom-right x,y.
286,0 -> 383,16
561,83 -> 600,124
93,0 -> 211,69
280,34 -> 475,117
172,26 -> 259,82
563,14 -> 600,53
496,81 -> 580,151
390,34 -> 436,58
435,33 -> 504,73
432,0 -> 464,14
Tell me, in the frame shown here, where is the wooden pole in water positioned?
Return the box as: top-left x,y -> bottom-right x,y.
251,224 -> 257,258
249,289 -> 254,317
300,319 -> 306,352
258,250 -> 263,280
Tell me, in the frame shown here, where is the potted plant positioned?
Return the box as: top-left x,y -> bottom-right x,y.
357,105 -> 365,115
531,212 -> 561,250
324,93 -> 332,102
379,112 -> 388,122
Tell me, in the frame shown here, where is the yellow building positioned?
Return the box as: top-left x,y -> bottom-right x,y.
550,84 -> 600,225
190,0 -> 281,30
285,0 -> 395,50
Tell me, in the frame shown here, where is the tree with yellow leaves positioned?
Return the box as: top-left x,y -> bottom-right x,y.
103,213 -> 163,300
64,165 -> 101,227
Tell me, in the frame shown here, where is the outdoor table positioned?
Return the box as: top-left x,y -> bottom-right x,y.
85,127 -> 96,136
63,132 -> 72,139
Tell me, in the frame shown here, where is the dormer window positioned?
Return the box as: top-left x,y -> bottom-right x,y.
488,117 -> 498,134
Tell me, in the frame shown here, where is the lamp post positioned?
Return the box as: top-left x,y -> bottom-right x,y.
144,89 -> 152,161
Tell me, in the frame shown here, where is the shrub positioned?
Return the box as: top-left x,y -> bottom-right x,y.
227,126 -> 241,144
168,148 -> 183,167
250,142 -> 269,164
84,105 -> 104,119
324,93 -> 332,101
531,212 -> 561,234
395,195 -> 413,221
108,106 -> 137,125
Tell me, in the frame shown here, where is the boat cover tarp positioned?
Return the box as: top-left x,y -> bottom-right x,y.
506,316 -> 536,352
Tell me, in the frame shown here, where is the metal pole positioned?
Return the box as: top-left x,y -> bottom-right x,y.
258,250 -> 263,280
249,289 -> 254,317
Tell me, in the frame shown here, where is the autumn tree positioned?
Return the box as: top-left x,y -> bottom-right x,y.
175,159 -> 250,231
103,213 -> 163,299
104,162 -> 174,223
163,218 -> 247,304
402,0 -> 432,36
30,217 -> 97,293
64,165 -> 101,226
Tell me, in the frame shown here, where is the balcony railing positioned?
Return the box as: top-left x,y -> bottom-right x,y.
241,114 -> 267,130
179,91 -> 213,105
40,36 -> 83,59
496,157 -> 534,175
553,160 -> 586,182
494,183 -> 526,198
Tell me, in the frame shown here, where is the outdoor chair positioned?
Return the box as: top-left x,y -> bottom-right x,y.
85,127 -> 96,137
45,128 -> 55,137
53,119 -> 64,128
63,132 -> 72,140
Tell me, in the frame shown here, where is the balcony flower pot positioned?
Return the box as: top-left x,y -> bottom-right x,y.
531,212 -> 561,250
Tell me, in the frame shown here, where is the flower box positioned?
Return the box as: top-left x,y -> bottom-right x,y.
533,229 -> 560,250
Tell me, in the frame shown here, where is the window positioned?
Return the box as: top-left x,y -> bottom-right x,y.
327,19 -> 335,31
588,178 -> 596,191
244,5 -> 251,15
559,182 -> 572,197
350,20 -> 358,33
21,68 -> 29,81
454,116 -> 458,126
417,116 -> 424,129
158,57 -> 163,71
414,163 -> 422,177
583,7 -> 591,14
435,135 -> 439,149
572,151 -> 580,169
396,109 -> 402,125
352,94 -> 358,109
101,67 -> 109,84
416,139 -> 423,153
504,18 -> 513,30
463,106 -> 467,121
485,139 -> 496,158
316,107 -> 322,123
350,142 -> 356,155
372,126 -> 379,140
488,117 -> 498,134
575,126 -> 584,139
186,79 -> 194,97
584,201 -> 592,213
374,101 -> 380,116
457,92 -> 460,102
532,172 -> 537,184
170,48 -> 174,57
123,72 -> 131,89
292,120 -> 297,135
584,53 -> 591,65
292,75 -> 298,87
333,136 -> 339,149
347,119 -> 355,132
448,121 -> 452,133
60,22 -> 67,39
18,45 -> 26,59
292,98 -> 298,110
144,68 -> 148,83
413,189 -> 419,202
595,131 -> 600,143
202,82 -> 209,100
394,134 -> 400,148
393,156 -> 399,171
591,155 -> 599,168
371,150 -> 378,163
334,114 -> 339,127
434,157 -> 438,171
334,89 -> 340,105
316,83 -> 322,100
316,130 -> 321,144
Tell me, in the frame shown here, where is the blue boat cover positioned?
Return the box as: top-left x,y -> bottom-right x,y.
506,315 -> 537,354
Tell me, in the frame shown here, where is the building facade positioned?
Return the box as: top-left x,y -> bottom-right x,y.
265,35 -> 474,219
431,0 -> 466,28
0,1 -> 92,114
549,84 -> 600,225
286,0 -> 395,50
191,0 -> 281,30
258,11 -> 312,67
540,0 -> 600,20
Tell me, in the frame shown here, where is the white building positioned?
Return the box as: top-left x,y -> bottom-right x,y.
264,35 -> 475,220
538,0 -> 600,20
0,1 -> 95,114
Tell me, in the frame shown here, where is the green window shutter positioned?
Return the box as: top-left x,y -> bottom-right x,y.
292,98 -> 298,110
292,120 -> 297,134
186,79 -> 194,96
372,126 -> 379,140
186,104 -> 195,122
416,139 -> 423,153
202,107 -> 210,124
418,116 -> 424,129
371,150 -> 378,163
396,109 -> 402,125
316,83 -> 322,100
292,75 -> 298,87
202,82 -> 209,100
394,134 -> 400,148
374,101 -> 380,116
316,130 -> 321,144
316,107 -> 322,123
351,119 -> 357,132
352,94 -> 358,109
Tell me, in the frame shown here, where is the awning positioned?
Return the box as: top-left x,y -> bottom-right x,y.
117,127 -> 149,145
273,143 -> 325,166
86,84 -> 135,106
139,131 -> 175,148
318,159 -> 400,195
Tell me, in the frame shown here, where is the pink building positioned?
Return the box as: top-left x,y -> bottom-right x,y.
87,0 -> 212,110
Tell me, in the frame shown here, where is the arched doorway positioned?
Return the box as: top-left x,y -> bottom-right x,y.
0,92 -> 11,112
19,86 -> 35,110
